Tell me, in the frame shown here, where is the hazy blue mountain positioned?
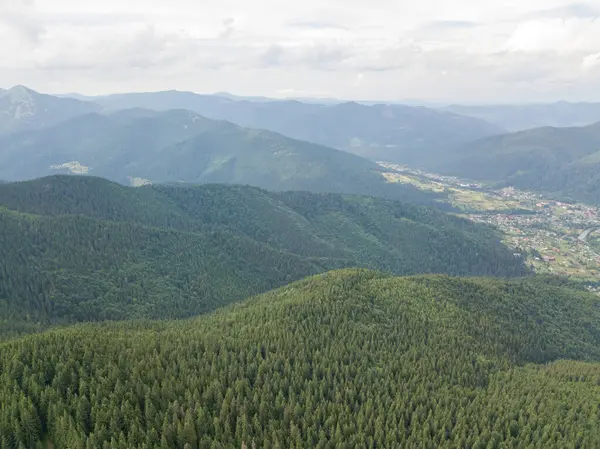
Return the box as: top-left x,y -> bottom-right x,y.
0,86 -> 100,134
0,108 -> 443,205
446,102 -> 600,132
75,89 -> 504,162
433,121 -> 600,204
54,92 -> 97,101
213,91 -> 289,102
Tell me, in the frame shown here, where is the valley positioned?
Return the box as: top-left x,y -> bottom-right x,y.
3,0 -> 600,445
2,87 -> 600,448
381,163 -> 600,286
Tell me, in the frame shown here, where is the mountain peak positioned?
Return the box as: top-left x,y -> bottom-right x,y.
5,85 -> 38,98
1,86 -> 40,120
0,85 -> 100,134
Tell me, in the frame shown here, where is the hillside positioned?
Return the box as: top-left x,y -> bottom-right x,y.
432,122 -> 600,204
82,89 -> 503,162
0,86 -> 99,135
1,270 -> 599,448
0,108 -> 443,206
0,175 -> 527,335
446,101 -> 600,132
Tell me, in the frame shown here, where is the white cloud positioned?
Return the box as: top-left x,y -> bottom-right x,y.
527,2 -> 600,19
0,0 -> 45,43
1,0 -> 600,102
582,52 -> 600,70
505,18 -> 600,53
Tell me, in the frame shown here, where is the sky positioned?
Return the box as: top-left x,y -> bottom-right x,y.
1,0 -> 600,103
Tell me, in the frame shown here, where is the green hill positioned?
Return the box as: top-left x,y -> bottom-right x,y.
1,269 -> 599,448
0,176 -> 526,335
432,122 -> 600,204
0,107 -> 442,206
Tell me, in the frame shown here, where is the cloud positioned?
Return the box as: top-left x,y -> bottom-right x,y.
255,40 -> 420,72
491,53 -> 560,84
0,0 -> 45,43
353,73 -> 364,86
255,41 -> 352,70
342,41 -> 421,72
0,0 -> 35,6
529,2 -> 600,19
260,45 -> 285,67
32,25 -> 240,72
288,21 -> 349,31
504,18 -> 600,53
39,12 -> 147,27
297,42 -> 352,69
582,52 -> 600,70
420,20 -> 480,31
2,0 -> 600,102
0,11 -> 45,42
219,17 -> 235,39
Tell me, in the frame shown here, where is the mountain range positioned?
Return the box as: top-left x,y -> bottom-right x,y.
0,175 -> 526,335
1,84 -> 600,449
4,85 -> 600,206
0,106 -> 444,205
445,102 -> 600,132
0,86 -> 99,134
432,121 -> 600,204
72,90 -> 600,139
0,87 -> 458,206
63,88 -> 504,162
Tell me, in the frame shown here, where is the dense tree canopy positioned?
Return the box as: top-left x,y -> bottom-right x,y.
1,270 -> 599,448
0,176 -> 526,334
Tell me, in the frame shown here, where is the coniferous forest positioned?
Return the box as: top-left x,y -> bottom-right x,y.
0,177 -> 599,448
1,270 -> 600,448
0,176 -> 526,335
2,34 -> 600,449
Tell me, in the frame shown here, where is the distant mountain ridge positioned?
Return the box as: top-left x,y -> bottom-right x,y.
0,106 -> 446,206
9,86 -> 600,204
64,88 -> 504,162
445,102 -> 600,132
0,86 -> 99,134
432,121 -> 600,204
0,86 -> 504,170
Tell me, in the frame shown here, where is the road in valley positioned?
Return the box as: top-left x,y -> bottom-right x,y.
578,227 -> 599,243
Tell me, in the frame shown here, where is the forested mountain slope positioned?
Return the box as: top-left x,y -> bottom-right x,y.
0,207 -> 326,335
1,269 -> 599,448
82,89 -> 504,162
0,108 -> 441,206
0,176 -> 526,334
432,122 -> 600,204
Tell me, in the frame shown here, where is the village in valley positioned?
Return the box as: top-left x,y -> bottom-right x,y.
380,163 -> 600,291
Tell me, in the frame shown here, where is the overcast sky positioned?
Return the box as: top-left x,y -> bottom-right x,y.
1,0 -> 600,103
